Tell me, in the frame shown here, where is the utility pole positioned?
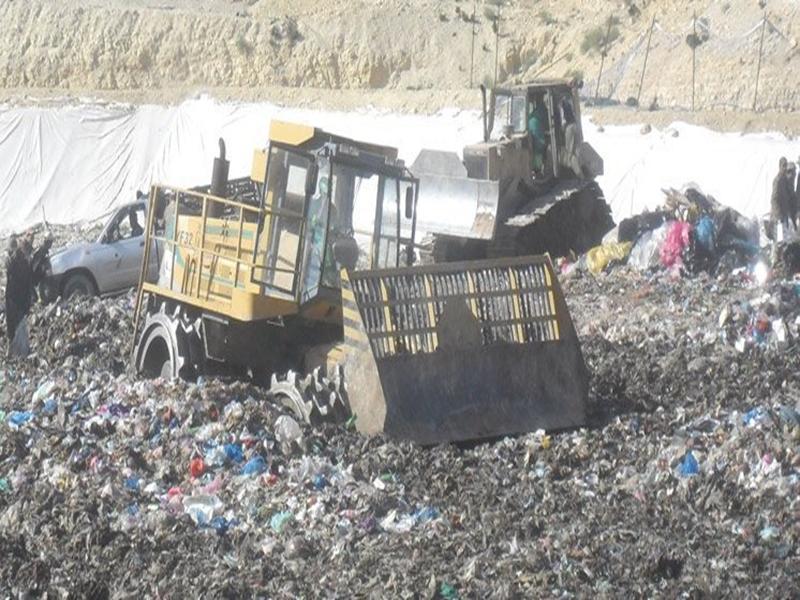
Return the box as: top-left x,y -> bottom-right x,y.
692,12 -> 697,112
753,12 -> 768,112
470,0 -> 477,88
595,17 -> 614,101
494,2 -> 502,87
636,15 -> 657,108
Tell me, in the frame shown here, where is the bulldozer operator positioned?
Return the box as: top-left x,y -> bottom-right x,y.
527,96 -> 549,176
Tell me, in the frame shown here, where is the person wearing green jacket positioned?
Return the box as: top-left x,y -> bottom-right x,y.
527,100 -> 547,174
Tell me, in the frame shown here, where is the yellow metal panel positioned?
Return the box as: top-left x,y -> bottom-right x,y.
230,288 -> 297,321
142,282 -> 297,322
300,298 -> 340,322
379,279 -> 396,355
269,120 -> 316,146
508,269 -> 525,343
422,274 -> 439,350
342,305 -> 361,323
251,149 -> 268,183
343,325 -> 369,345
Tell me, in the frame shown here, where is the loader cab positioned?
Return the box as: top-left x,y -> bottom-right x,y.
255,136 -> 419,307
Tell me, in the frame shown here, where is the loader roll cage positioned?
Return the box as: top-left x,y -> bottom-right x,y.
254,141 -> 419,297
132,141 -> 420,341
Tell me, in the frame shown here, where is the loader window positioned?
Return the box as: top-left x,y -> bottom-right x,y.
332,162 -> 379,271
253,146 -> 312,297
376,177 -> 400,269
301,155 -> 332,301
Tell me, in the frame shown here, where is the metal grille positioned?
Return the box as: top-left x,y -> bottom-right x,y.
349,257 -> 562,359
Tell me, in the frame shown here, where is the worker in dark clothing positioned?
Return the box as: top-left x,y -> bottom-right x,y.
787,162 -> 798,230
5,235 -> 34,356
30,233 -> 53,302
794,158 -> 800,229
771,157 -> 794,261
771,158 -> 793,225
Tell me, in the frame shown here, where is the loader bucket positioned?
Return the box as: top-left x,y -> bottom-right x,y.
334,255 -> 589,445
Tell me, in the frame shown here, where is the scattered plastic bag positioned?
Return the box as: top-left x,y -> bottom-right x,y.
270,510 -> 293,534
628,222 -> 670,271
183,495 -> 223,526
274,415 -> 303,446
585,241 -> 633,275
660,221 -> 692,270
678,451 -> 699,477
241,456 -> 266,477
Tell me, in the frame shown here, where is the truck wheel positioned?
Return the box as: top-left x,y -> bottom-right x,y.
62,272 -> 96,298
135,307 -> 193,380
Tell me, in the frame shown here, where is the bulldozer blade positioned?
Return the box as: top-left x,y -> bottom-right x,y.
332,255 -> 589,445
412,150 -> 499,240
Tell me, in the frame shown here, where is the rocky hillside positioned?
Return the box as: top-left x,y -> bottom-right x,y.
0,0 -> 798,111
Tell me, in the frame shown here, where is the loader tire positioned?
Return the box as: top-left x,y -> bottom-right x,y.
135,305 -> 195,380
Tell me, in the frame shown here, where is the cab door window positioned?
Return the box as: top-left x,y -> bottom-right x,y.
301,155 -> 332,301
332,162 -> 379,271
253,146 -> 312,297
376,177 -> 400,269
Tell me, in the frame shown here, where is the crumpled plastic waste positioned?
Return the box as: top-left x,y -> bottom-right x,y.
269,510 -> 293,534
585,241 -> 633,275
661,221 -> 692,270
241,455 -> 267,476
678,451 -> 699,477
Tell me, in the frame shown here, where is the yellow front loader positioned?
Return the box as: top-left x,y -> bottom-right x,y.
131,120 -> 589,444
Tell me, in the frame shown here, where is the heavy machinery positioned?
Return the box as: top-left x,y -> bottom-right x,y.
414,79 -> 614,262
131,120 -> 589,444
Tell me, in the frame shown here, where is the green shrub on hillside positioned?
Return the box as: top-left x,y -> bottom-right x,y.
580,20 -> 620,55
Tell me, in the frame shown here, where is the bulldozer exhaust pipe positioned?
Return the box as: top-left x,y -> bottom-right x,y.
209,137 -> 230,218
480,84 -> 489,142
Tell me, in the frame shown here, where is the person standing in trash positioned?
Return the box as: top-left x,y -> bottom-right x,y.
4,234 -> 34,356
786,162 -> 798,231
29,231 -> 53,302
771,157 -> 794,261
794,157 -> 800,229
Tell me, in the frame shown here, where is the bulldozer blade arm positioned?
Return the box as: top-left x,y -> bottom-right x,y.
334,256 -> 589,445
412,150 -> 499,240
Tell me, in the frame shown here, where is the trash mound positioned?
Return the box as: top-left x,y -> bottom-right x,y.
565,186 -> 763,278
1,250 -> 799,596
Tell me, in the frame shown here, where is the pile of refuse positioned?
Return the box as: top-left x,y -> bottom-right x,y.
0,244 -> 798,596
567,186 -> 764,278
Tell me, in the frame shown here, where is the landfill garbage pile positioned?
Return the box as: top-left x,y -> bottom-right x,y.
0,243 -> 798,597
567,186 -> 763,278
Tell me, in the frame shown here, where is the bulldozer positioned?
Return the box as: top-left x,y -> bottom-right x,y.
131,120 -> 589,444
414,79 -> 614,263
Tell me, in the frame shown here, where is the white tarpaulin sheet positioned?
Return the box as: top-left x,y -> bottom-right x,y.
0,96 -> 794,234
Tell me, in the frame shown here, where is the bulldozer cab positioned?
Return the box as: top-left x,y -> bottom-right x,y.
484,80 -> 584,180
